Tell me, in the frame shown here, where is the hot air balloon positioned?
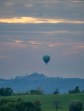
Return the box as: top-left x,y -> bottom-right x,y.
43,55 -> 50,65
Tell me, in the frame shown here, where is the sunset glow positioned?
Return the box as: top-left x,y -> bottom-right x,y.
0,17 -> 84,24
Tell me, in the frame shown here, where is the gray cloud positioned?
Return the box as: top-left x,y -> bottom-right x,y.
0,0 -> 84,79
0,0 -> 84,20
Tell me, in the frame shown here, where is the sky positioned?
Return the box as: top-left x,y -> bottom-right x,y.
0,0 -> 84,79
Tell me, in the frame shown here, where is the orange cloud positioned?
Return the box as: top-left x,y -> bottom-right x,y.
0,17 -> 84,24
0,42 -> 27,49
48,44 -> 55,47
9,39 -> 24,43
74,46 -> 84,48
29,41 -> 42,44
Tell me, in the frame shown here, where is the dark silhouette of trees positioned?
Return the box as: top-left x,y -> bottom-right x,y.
17,97 -> 23,102
68,86 -> 80,94
0,87 -> 4,96
0,98 -> 41,111
0,87 -> 13,96
30,86 -> 44,95
12,91 -> 29,96
53,88 -> 59,94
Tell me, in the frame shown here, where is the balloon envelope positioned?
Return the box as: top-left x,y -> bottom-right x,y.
43,55 -> 50,64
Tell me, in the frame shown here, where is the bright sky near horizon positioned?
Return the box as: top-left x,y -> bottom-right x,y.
0,0 -> 84,79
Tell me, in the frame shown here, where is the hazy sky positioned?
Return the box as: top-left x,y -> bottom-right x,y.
0,0 -> 84,79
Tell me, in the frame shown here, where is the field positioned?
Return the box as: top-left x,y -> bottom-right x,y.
0,93 -> 84,111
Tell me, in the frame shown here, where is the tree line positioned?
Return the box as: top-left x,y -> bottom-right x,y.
0,86 -> 84,96
0,87 -> 13,96
0,98 -> 83,111
0,98 -> 41,111
68,86 -> 84,94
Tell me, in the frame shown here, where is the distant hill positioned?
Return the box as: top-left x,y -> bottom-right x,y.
0,73 -> 84,94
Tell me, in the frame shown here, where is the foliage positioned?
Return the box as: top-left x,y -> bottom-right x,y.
0,93 -> 84,111
12,86 -> 44,95
0,98 -> 41,111
53,100 -> 61,111
12,91 -> 29,96
68,100 -> 83,111
0,87 -> 4,96
53,88 -> 59,94
30,86 -> 44,95
0,104 -> 16,111
0,98 -> 15,106
33,100 -> 41,107
0,87 -> 13,96
68,86 -> 80,94
16,97 -> 23,102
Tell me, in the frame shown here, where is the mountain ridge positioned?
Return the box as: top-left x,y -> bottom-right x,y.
0,73 -> 84,94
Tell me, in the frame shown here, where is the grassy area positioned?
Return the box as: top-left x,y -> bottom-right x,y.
0,93 -> 84,111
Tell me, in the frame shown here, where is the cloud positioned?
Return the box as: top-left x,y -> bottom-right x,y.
48,44 -> 56,47
29,41 -> 42,44
0,41 -> 27,50
9,39 -> 23,43
39,1 -> 60,3
0,17 -> 84,24
72,1 -> 84,2
25,4 -> 33,7
61,51 -> 79,55
6,2 -> 14,6
74,46 -> 84,48
30,30 -> 82,35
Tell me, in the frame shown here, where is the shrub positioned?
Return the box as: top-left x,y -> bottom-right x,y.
53,88 -> 59,94
0,98 -> 15,106
17,97 -> 23,102
0,99 -> 41,111
68,100 -> 83,111
0,104 -> 16,111
33,100 -> 41,107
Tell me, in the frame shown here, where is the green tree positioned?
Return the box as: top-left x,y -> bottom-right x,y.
30,86 -> 44,95
53,100 -> 61,111
0,99 -> 41,111
17,97 -> 23,102
37,86 -> 44,95
74,86 -> 80,93
0,98 -> 15,106
25,91 -> 29,95
0,87 -> 13,96
68,86 -> 80,94
68,100 -> 83,111
4,87 -> 13,96
33,100 -> 41,107
30,89 -> 36,95
0,87 -> 4,96
15,101 -> 41,111
53,88 -> 59,94
0,104 -> 16,111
